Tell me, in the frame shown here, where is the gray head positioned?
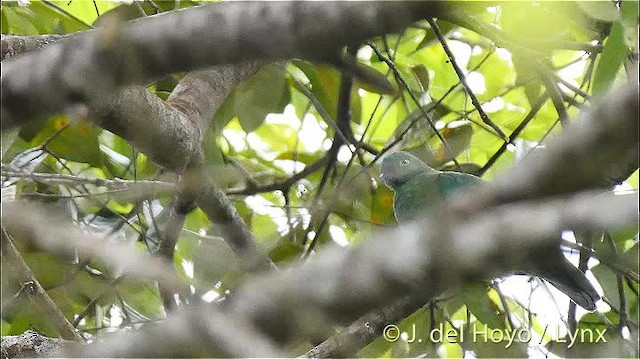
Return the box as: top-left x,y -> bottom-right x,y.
380,151 -> 435,188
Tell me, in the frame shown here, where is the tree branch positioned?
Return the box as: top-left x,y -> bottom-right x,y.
1,202 -> 183,291
1,1 -> 444,128
0,230 -> 83,342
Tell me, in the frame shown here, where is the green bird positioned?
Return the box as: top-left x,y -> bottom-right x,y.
380,151 -> 600,311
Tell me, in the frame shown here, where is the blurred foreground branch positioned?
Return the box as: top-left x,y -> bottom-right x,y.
1,203 -> 183,293
72,190 -> 636,357
304,75 -> 639,357
74,77 -> 638,355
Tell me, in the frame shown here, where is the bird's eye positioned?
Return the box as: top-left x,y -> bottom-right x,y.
401,159 -> 409,164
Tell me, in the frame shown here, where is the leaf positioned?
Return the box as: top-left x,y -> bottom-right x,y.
117,280 -> 164,319
610,225 -> 639,246
416,20 -> 457,51
252,214 -> 280,244
213,65 -> 290,133
591,263 -> 637,312
389,102 -> 453,147
47,0 -> 118,26
411,64 -> 430,92
512,53 -> 543,107
292,61 -> 340,117
23,252 -> 73,289
500,2 -> 572,44
405,120 -> 473,168
269,242 -> 304,264
1,8 -> 8,33
470,51 -> 516,101
93,3 -> 148,26
193,235 -> 239,290
619,0 -> 639,48
341,55 -> 396,95
28,1 -> 92,33
2,128 -> 20,159
576,1 -> 620,23
441,163 -> 483,176
592,20 -> 627,96
370,185 -> 395,226
20,115 -> 102,167
431,121 -> 473,166
460,284 -> 506,330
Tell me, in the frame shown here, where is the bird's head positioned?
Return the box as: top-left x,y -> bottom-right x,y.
380,151 -> 436,188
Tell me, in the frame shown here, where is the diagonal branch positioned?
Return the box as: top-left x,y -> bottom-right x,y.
1,229 -> 83,342
427,18 -> 508,141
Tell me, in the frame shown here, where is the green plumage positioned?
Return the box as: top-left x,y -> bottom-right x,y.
392,171 -> 484,222
380,151 -> 600,311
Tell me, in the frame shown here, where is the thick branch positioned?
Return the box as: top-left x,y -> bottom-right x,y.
1,331 -> 77,358
306,78 -> 639,356
1,202 -> 183,292
1,1 -> 444,128
483,79 -> 638,204
76,191 -> 637,357
63,74 -> 640,354
1,34 -> 69,61
65,304 -> 284,358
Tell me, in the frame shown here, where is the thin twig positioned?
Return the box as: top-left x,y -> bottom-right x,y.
427,18 -> 508,141
368,43 -> 461,169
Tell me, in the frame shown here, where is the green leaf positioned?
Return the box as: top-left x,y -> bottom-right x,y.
1,128 -> 20,160
269,241 -> 304,264
389,102 -> 452,147
470,52 -> 516,101
45,0 -> 118,26
344,57 -> 396,95
117,280 -> 164,319
625,170 -> 638,189
2,5 -> 39,35
610,225 -> 639,246
591,262 -> 637,312
460,284 -> 506,330
292,61 -> 339,118
1,8 -> 8,33
619,0 -> 639,48
500,2 -> 572,44
252,214 -> 280,244
411,64 -> 430,93
28,1 -> 91,33
213,65 -> 289,133
370,185 -> 395,226
416,20 -> 456,51
405,120 -> 473,168
577,1 -> 620,23
592,21 -> 627,96
20,115 -> 102,167
193,235 -> 239,290
23,252 -> 73,289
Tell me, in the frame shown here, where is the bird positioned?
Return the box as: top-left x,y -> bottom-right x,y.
380,151 -> 600,311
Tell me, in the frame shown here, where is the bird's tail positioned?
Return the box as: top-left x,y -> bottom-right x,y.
526,251 -> 600,311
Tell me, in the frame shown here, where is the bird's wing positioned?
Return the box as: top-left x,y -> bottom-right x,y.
436,171 -> 486,197
393,171 -> 485,222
